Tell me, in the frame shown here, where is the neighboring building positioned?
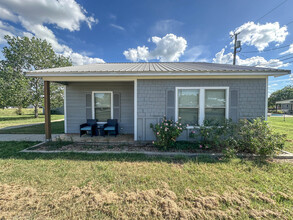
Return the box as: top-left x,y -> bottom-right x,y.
276,99 -> 293,114
27,62 -> 291,141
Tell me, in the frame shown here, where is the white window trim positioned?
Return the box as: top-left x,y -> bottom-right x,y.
134,79 -> 137,141
175,87 -> 229,127
92,91 -> 113,122
265,76 -> 268,120
64,85 -> 67,133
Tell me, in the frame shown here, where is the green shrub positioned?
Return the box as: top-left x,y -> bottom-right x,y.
236,118 -> 286,157
150,116 -> 184,150
189,118 -> 286,157
189,119 -> 238,150
269,109 -> 284,114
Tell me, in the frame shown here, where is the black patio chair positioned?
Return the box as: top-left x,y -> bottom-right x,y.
80,119 -> 98,137
103,119 -> 118,137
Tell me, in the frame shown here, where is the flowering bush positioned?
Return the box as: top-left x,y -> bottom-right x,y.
150,116 -> 185,150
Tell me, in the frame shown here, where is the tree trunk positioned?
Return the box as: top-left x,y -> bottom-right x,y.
34,104 -> 39,118
16,106 -> 22,115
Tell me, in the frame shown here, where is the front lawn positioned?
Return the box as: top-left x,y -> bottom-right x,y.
0,121 -> 64,134
0,141 -> 292,219
0,108 -> 64,129
267,117 -> 293,152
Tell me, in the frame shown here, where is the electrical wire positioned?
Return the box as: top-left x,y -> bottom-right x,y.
235,0 -> 289,36
255,0 -> 288,23
241,44 -> 291,53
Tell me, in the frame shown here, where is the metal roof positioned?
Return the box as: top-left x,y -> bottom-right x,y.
276,99 -> 293,104
27,62 -> 290,74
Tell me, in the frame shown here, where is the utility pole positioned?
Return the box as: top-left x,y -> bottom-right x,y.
233,33 -> 238,65
232,32 -> 241,65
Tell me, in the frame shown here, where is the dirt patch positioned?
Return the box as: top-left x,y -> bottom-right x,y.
272,158 -> 293,163
30,142 -> 222,154
0,183 -> 291,219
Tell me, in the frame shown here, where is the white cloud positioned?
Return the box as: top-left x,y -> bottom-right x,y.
280,44 -> 293,55
0,0 -> 97,31
232,22 -> 288,51
182,46 -> 209,62
0,21 -> 15,44
213,48 -> 288,68
0,6 -> 18,22
0,0 -> 104,65
109,14 -> 117,20
123,33 -> 187,62
150,19 -> 183,35
63,50 -> 105,66
124,46 -> 150,62
110,24 -> 125,31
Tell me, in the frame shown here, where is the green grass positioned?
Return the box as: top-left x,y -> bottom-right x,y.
267,117 -> 293,152
0,108 -> 64,129
0,108 -> 41,116
0,141 -> 292,219
0,108 -> 64,134
0,121 -> 64,134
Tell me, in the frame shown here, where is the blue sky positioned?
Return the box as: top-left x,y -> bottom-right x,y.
0,0 -> 292,95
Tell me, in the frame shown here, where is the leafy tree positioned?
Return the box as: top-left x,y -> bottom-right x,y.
0,63 -> 30,112
1,35 -> 72,117
268,85 -> 293,107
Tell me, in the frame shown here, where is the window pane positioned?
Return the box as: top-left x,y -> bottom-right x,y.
205,108 -> 225,124
95,108 -> 111,122
94,92 -> 111,121
205,90 -> 226,108
179,108 -> 198,125
94,93 -> 111,108
178,89 -> 199,108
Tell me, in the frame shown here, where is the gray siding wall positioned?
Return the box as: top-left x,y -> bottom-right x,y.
137,79 -> 266,141
281,104 -> 293,113
66,82 -> 134,134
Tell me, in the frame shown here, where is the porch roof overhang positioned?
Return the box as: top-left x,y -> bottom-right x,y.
276,99 -> 293,104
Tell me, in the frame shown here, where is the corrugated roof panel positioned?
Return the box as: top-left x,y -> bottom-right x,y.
27,62 -> 290,74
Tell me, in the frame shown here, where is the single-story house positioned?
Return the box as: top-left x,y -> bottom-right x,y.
276,99 -> 293,114
27,62 -> 291,141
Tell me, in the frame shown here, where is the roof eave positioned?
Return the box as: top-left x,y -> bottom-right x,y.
26,71 -> 290,77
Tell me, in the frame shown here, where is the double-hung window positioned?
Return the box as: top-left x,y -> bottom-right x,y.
176,87 -> 228,126
177,89 -> 199,125
92,91 -> 113,122
205,89 -> 226,124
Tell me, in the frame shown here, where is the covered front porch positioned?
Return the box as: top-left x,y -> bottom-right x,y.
43,80 -> 137,142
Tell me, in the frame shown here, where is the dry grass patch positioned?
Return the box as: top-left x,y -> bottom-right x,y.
1,182 -> 292,220
1,142 -> 293,219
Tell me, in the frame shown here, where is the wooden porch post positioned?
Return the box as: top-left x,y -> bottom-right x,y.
44,81 -> 51,141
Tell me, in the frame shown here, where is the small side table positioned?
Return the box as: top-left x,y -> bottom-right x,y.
96,122 -> 107,136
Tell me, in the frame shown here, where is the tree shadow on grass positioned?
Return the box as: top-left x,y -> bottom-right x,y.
0,116 -> 38,122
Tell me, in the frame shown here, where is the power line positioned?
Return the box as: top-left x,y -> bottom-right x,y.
238,53 -> 250,59
232,0 -> 289,53
279,56 -> 293,62
235,0 -> 289,36
276,53 -> 293,60
286,20 -> 293,26
241,44 -> 291,53
251,56 -> 293,67
255,0 -> 288,23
